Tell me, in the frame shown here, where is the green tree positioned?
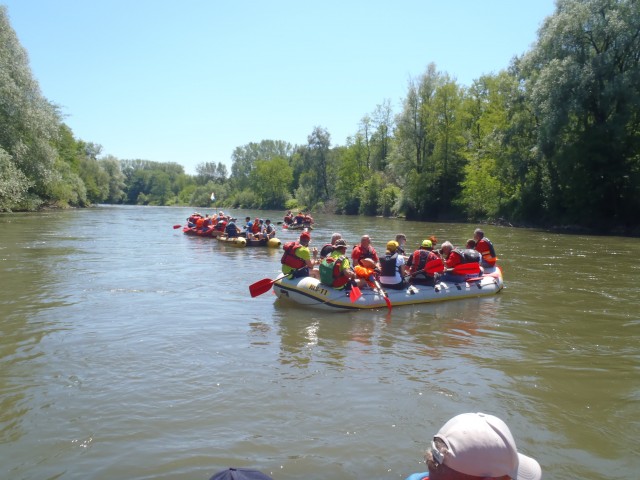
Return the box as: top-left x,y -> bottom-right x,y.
100,155 -> 127,203
519,0 -> 640,230
196,161 -> 228,185
370,99 -> 394,171
0,146 -> 30,211
0,6 -> 61,208
301,126 -> 332,200
230,140 -> 293,191
250,157 -> 293,208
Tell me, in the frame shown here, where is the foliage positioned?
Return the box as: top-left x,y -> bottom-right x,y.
0,146 -> 30,211
249,156 -> 293,209
2,3 -> 639,233
518,0 -> 640,229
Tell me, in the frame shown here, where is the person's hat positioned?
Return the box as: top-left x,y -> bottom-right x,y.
387,240 -> 399,252
300,232 -> 311,242
334,239 -> 348,249
434,412 -> 541,480
209,468 -> 274,480
421,239 -> 432,248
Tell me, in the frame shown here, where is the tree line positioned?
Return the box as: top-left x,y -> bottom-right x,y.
1,1 -> 639,234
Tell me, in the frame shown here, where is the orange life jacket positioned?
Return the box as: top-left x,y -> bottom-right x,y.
475,238 -> 497,266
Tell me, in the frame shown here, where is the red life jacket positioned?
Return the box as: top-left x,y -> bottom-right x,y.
353,245 -> 377,265
281,241 -> 306,269
447,249 -> 482,275
251,222 -> 261,234
411,250 -> 444,275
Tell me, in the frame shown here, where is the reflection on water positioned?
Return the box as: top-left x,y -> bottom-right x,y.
0,206 -> 638,479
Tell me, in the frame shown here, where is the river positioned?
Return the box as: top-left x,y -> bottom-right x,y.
0,205 -> 638,480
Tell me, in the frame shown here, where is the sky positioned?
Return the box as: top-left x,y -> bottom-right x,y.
3,0 -> 557,175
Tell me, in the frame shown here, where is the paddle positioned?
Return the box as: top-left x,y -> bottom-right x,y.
349,282 -> 362,302
173,224 -> 182,229
447,263 -> 482,275
249,273 -> 288,297
368,275 -> 392,311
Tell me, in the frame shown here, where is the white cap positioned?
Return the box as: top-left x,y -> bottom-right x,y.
435,412 -> 541,480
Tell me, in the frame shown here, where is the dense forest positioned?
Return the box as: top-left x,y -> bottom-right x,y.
1,0 -> 639,233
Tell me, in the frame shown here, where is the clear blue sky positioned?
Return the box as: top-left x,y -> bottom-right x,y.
3,0 -> 556,175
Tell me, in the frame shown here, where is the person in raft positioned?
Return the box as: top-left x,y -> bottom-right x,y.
224,218 -> 241,238
473,228 -> 498,268
352,234 -> 379,267
407,239 -> 444,285
263,219 -> 276,239
319,232 -> 343,259
404,412 -> 541,480
318,238 -> 357,290
280,231 -> 317,279
379,240 -> 408,290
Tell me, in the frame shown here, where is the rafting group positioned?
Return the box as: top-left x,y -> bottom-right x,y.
279,228 -> 498,293
250,227 -> 502,311
282,210 -> 314,230
184,212 -> 277,241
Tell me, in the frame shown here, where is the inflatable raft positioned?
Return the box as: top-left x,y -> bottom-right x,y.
218,236 -> 282,248
283,223 -> 314,230
272,267 -> 503,311
246,237 -> 282,248
183,226 -> 225,237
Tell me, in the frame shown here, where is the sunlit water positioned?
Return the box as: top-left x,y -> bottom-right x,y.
1,206 -> 638,479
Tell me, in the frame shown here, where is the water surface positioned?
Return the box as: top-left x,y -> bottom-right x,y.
1,206 -> 638,479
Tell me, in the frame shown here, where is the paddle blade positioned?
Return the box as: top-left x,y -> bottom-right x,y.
425,258 -> 444,274
383,295 -> 392,311
349,285 -> 362,302
452,263 -> 482,275
249,278 -> 275,297
173,224 -> 182,229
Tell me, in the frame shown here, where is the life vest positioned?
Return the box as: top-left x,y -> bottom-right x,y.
251,221 -> 261,234
215,220 -> 227,231
195,217 -> 205,228
353,245 -> 376,265
225,223 -> 240,237
284,215 -> 293,224
354,264 -> 375,280
319,255 -> 350,288
447,248 -> 482,275
411,250 -> 444,275
380,252 -> 399,277
475,238 -> 497,266
281,241 -> 306,269
265,224 -> 274,234
319,243 -> 335,258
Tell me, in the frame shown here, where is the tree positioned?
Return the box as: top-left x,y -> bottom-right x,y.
196,161 -> 228,184
100,155 -> 127,203
250,157 -> 293,208
301,126 -> 332,200
230,140 -> 293,191
519,0 -> 640,230
0,6 -> 61,207
370,99 -> 394,171
0,146 -> 30,211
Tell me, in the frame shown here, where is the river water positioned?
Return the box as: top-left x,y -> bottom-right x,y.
0,205 -> 638,480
